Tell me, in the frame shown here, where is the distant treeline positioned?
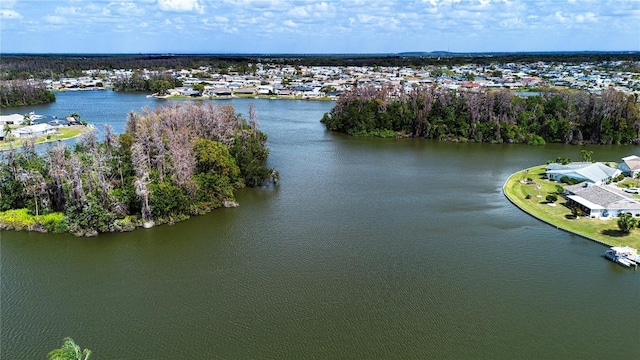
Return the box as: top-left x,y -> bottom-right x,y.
0,80 -> 55,108
321,87 -> 640,145
2,52 -> 639,80
0,102 -> 277,236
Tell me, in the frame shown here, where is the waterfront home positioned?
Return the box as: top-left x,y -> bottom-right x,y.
234,88 -> 256,96
205,87 -> 232,97
564,183 -> 640,218
617,155 -> 640,178
13,123 -> 57,138
545,162 -> 621,185
0,114 -> 25,126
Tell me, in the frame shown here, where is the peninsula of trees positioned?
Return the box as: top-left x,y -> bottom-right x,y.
0,102 -> 277,236
0,79 -> 56,108
321,87 -> 640,145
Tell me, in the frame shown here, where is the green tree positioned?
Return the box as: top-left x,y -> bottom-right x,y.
192,83 -> 205,94
580,149 -> 593,162
48,337 -> 92,360
193,139 -> 240,180
22,113 -> 32,125
617,213 -> 637,233
3,123 -> 13,142
150,79 -> 172,95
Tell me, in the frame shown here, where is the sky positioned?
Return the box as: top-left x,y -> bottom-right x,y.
1,0 -> 639,54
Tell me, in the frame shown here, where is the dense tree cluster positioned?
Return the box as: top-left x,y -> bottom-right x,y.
0,102 -> 277,236
111,71 -> 183,93
321,86 -> 640,145
0,79 -> 56,108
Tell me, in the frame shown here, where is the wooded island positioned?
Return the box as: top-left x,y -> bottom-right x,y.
0,102 -> 277,236
321,86 -> 640,145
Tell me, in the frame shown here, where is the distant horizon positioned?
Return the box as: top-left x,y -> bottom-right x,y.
4,50 -> 640,56
1,1 -> 639,54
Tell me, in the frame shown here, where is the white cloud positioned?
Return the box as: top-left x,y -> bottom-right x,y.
0,9 -> 22,19
111,3 -> 145,16
554,11 -> 568,23
158,0 -> 204,13
44,15 -> 66,24
575,12 -> 597,23
288,7 -> 308,17
53,7 -> 80,16
283,19 -> 298,28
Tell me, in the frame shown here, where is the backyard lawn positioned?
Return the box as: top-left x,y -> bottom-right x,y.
0,125 -> 90,150
504,165 -> 640,249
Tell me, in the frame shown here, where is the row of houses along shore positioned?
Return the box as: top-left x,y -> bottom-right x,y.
44,59 -> 640,99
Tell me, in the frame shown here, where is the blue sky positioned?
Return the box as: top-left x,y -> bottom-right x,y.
1,0 -> 639,54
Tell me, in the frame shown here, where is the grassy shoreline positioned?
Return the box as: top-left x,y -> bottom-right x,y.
0,125 -> 92,151
503,165 -> 640,249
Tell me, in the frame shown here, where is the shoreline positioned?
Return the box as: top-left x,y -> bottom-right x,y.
0,124 -> 93,152
503,165 -> 640,249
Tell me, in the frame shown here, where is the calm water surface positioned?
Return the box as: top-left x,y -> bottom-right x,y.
1,91 -> 639,359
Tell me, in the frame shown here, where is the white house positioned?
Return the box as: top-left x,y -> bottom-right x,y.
13,123 -> 57,138
546,162 -> 621,185
0,114 -> 25,126
565,183 -> 640,218
617,155 -> 640,178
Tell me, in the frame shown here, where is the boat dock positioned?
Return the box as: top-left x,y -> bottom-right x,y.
605,246 -> 639,269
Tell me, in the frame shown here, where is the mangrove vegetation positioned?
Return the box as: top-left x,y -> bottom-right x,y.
321,86 -> 640,145
0,102 -> 277,236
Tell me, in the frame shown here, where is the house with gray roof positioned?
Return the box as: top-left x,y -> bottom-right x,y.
546,162 -> 621,185
617,155 -> 640,178
565,183 -> 640,218
13,123 -> 57,138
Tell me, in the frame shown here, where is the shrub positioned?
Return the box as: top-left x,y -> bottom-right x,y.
526,134 -> 546,146
0,208 -> 35,230
37,212 -> 68,233
112,216 -> 137,232
546,194 -> 558,203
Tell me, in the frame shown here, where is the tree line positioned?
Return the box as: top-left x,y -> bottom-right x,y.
321,86 -> 640,145
0,102 -> 277,236
2,53 -> 639,81
0,79 -> 56,108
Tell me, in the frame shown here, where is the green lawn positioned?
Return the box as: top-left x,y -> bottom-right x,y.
0,125 -> 91,150
503,165 -> 640,249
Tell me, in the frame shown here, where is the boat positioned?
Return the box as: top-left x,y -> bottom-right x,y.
604,246 -> 639,268
28,111 -> 45,120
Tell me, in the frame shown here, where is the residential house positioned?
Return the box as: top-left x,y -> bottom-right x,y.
13,123 -> 57,138
0,114 -> 25,126
617,155 -> 640,178
546,162 -> 621,185
564,183 -> 640,218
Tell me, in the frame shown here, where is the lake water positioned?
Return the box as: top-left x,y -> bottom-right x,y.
2,90 -> 639,359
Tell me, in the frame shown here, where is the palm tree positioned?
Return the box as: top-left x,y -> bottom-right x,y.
3,123 -> 12,142
48,337 -> 92,360
22,113 -> 32,125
